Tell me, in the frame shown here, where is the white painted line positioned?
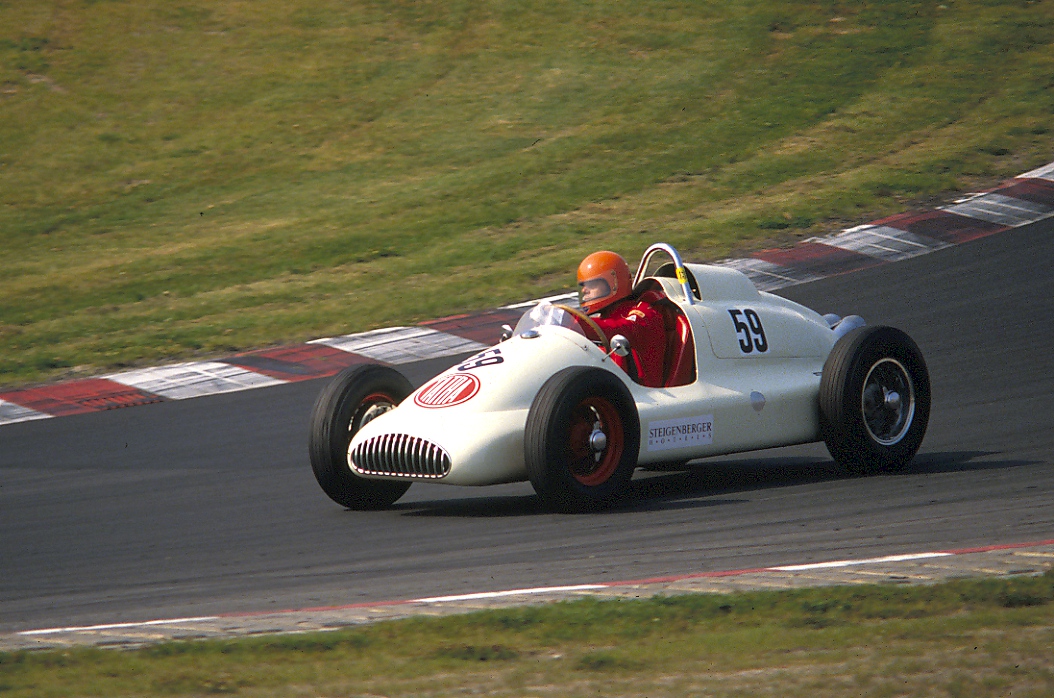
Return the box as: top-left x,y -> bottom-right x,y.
415,584 -> 608,604
817,225 -> 951,262
1019,162 -> 1054,181
716,257 -> 821,291
106,362 -> 284,400
770,552 -> 953,572
0,399 -> 52,426
311,327 -> 488,364
942,193 -> 1053,227
19,616 -> 221,637
16,542 -> 1052,641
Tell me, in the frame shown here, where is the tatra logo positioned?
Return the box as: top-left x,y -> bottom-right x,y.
414,373 -> 481,408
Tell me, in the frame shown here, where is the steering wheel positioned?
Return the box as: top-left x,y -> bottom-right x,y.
553,304 -> 609,350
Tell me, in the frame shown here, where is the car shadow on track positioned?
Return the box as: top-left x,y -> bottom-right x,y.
907,450 -> 1040,475
622,450 -> 1038,512
391,450 -> 1037,518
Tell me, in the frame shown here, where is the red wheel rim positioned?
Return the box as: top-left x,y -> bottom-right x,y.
566,396 -> 624,486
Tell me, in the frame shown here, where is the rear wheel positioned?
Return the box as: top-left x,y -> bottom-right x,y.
820,326 -> 930,475
525,367 -> 640,512
308,364 -> 413,509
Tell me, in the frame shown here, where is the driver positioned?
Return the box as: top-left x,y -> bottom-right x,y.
577,251 -> 667,387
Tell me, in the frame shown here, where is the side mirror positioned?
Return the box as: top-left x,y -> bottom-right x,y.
500,324 -> 514,342
609,334 -> 631,358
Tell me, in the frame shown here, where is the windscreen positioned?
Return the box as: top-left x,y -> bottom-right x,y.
513,302 -> 585,336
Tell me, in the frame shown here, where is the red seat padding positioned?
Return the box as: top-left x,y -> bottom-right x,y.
629,279 -> 696,387
663,312 -> 695,387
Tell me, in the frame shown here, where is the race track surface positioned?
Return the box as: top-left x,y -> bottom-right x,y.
1,218 -> 1052,633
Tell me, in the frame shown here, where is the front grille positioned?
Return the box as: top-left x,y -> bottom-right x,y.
350,434 -> 451,479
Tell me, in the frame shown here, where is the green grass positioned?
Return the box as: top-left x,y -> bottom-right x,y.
2,571 -> 1053,697
1,0 -> 1052,387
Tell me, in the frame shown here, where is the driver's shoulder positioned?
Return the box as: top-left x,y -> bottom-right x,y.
634,289 -> 666,306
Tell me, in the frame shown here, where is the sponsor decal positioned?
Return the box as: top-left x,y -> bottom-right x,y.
647,414 -> 714,452
414,373 -> 481,408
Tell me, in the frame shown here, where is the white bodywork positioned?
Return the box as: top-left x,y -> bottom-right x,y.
350,251 -> 846,486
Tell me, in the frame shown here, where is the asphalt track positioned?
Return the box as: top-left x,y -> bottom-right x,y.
2,217 -> 1052,634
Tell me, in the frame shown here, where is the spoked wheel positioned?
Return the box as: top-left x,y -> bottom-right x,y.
352,392 -> 397,434
308,364 -> 414,509
525,367 -> 640,513
861,358 -> 915,446
820,326 -> 930,475
566,396 -> 625,487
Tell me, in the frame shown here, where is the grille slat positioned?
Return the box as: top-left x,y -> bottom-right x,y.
350,434 -> 451,479
414,439 -> 424,475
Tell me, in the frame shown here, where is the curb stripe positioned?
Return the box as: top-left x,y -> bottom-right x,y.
875,209 -> 1004,245
1019,162 -> 1054,180
816,224 -> 952,262
0,399 -> 51,424
753,242 -> 879,279
309,327 -> 488,365
993,177 -> 1054,206
421,307 -> 524,345
942,192 -> 1054,227
715,257 -> 822,291
221,344 -> 371,381
0,379 -> 164,417
105,362 -> 286,400
502,291 -> 577,310
2,161 -> 1053,427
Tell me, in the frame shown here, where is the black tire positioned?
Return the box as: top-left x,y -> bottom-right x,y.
525,366 -> 641,513
308,364 -> 413,509
819,326 -> 930,476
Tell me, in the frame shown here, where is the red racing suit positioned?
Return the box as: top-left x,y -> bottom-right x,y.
591,290 -> 667,388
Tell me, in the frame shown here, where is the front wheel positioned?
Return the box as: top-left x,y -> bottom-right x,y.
308,364 -> 413,509
525,367 -> 640,513
819,326 -> 930,475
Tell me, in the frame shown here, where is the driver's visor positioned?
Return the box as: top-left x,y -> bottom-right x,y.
578,278 -> 611,305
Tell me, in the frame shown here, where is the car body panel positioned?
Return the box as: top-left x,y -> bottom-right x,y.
349,254 -> 844,487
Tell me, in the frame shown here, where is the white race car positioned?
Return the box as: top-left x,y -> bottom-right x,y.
309,243 -> 930,512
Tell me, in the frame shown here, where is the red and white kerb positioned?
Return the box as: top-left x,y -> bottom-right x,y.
413,373 -> 481,408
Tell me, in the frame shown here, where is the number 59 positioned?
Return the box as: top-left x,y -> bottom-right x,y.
728,309 -> 768,353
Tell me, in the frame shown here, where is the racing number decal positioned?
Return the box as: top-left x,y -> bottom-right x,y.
457,348 -> 504,371
728,309 -> 768,354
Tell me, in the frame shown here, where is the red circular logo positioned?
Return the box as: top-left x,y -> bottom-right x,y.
413,373 -> 481,408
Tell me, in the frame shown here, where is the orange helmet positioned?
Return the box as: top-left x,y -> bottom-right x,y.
577,251 -> 632,314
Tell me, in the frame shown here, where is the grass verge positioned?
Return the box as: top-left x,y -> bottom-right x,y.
1,0 -> 1052,387
2,571 -> 1053,697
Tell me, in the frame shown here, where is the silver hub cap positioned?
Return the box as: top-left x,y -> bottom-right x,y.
589,420 -> 608,462
862,358 -> 915,446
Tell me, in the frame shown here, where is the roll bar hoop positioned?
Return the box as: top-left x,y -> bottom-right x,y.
633,243 -> 694,305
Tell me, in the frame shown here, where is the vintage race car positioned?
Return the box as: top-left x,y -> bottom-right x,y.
309,243 -> 930,512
